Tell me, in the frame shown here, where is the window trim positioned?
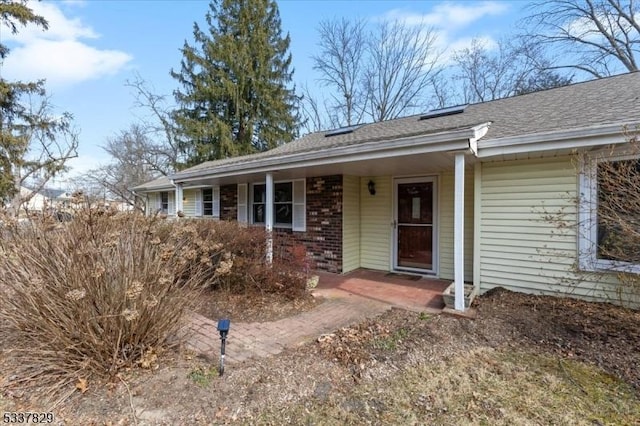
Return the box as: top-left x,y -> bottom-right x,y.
579,152 -> 640,274
201,187 -> 214,217
160,191 -> 169,214
250,181 -> 294,228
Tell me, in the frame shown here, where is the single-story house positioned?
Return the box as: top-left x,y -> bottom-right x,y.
132,72 -> 640,311
13,186 -> 73,212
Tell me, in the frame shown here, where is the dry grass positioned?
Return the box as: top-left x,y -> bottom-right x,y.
255,348 -> 639,426
1,290 -> 637,424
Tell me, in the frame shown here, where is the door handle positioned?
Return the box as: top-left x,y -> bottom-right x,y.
392,220 -> 397,228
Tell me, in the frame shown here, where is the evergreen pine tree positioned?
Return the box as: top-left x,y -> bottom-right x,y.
171,0 -> 300,165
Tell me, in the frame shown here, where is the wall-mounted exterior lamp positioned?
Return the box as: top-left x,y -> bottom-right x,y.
367,180 -> 376,196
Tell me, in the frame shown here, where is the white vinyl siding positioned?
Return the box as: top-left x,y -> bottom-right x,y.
183,189 -> 197,217
237,184 -> 248,223
478,156 -> 628,304
439,169 -> 474,281
359,176 -> 392,271
342,175 -> 360,273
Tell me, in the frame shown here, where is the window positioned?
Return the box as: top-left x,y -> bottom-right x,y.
160,191 -> 169,213
275,182 -> 293,224
250,181 -> 300,228
203,188 -> 214,216
253,184 -> 266,224
195,186 -> 219,217
580,154 -> 640,272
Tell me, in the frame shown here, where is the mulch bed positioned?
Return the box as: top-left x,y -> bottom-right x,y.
196,290 -> 321,323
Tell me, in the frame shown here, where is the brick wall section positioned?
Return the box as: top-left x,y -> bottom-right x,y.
300,175 -> 343,273
219,175 -> 344,273
220,184 -> 237,221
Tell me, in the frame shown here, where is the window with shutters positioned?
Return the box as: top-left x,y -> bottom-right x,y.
249,180 -> 304,230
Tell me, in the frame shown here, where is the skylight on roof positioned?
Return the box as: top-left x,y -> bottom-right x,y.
324,124 -> 362,137
419,104 -> 468,120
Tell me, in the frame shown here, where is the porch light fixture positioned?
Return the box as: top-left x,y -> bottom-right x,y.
367,180 -> 376,196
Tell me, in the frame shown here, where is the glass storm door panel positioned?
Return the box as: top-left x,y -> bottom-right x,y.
396,180 -> 435,271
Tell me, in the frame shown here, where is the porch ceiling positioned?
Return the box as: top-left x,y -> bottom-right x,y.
180,151 -> 477,187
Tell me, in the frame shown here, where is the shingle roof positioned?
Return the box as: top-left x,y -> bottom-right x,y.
175,72 -> 640,178
129,175 -> 172,192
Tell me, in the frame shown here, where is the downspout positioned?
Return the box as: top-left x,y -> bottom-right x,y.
469,125 -> 489,302
452,123 -> 490,312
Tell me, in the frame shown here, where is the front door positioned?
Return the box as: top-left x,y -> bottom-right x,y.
394,177 -> 437,273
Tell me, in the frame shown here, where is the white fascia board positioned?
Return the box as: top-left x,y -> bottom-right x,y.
172,125 -> 486,182
129,185 -> 175,193
478,122 -> 639,158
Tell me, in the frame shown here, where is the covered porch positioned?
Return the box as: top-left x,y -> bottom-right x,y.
313,269 -> 452,313
171,124 -> 489,311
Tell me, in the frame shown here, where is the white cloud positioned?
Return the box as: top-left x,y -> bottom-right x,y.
2,2 -> 132,88
383,1 -> 509,29
380,2 -> 509,65
445,35 -> 497,54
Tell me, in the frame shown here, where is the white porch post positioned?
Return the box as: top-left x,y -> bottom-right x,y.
265,172 -> 274,264
454,152 -> 465,311
175,183 -> 184,218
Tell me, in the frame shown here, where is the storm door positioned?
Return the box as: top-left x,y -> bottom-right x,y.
394,177 -> 437,273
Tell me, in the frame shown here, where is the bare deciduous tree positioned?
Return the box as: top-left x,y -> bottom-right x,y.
312,18 -> 367,127
298,83 -> 339,134
364,20 -> 441,122
126,73 -> 183,173
307,18 -> 442,128
3,87 -> 79,216
523,0 -> 640,78
83,124 -> 159,212
453,38 -> 572,103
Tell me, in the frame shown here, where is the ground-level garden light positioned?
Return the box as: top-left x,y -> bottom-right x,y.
217,318 -> 230,376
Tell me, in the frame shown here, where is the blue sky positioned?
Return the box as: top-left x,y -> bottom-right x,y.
3,0 -> 528,184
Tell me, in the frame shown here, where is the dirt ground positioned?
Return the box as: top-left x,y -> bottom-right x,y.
195,290 -> 320,323
1,288 -> 639,425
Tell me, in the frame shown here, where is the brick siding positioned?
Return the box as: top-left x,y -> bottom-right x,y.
218,175 -> 344,273
220,184 -> 237,221
301,175 -> 343,273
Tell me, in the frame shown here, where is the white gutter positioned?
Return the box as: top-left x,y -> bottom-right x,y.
478,122 -> 639,158
172,123 -> 492,182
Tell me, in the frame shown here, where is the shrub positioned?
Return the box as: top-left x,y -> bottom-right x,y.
0,208 -> 224,396
0,206 -> 310,396
191,221 -> 310,299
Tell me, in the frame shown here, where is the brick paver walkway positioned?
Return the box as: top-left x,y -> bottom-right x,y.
182,294 -> 390,364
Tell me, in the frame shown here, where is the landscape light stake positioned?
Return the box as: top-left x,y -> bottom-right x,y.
217,318 -> 230,376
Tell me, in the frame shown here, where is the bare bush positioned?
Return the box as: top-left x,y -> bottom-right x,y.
0,205 -> 311,397
0,208 -> 222,397
541,128 -> 640,306
198,222 -> 310,299
588,130 -> 640,300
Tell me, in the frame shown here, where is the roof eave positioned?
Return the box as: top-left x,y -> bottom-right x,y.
129,184 -> 175,193
478,122 -> 639,158
173,123 -> 490,182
